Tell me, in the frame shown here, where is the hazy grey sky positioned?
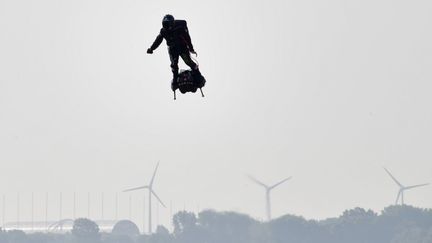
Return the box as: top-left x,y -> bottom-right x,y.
1,0 -> 432,231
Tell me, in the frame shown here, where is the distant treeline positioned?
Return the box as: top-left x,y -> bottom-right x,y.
1,205 -> 432,243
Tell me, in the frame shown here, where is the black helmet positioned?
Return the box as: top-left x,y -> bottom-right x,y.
162,14 -> 175,28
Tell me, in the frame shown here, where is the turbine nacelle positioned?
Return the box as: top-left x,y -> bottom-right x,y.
383,167 -> 429,205
248,175 -> 292,191
248,174 -> 292,221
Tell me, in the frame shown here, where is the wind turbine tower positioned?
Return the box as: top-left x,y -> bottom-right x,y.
124,162 -> 166,234
248,175 -> 292,221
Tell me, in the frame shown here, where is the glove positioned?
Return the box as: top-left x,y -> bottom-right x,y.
147,48 -> 153,54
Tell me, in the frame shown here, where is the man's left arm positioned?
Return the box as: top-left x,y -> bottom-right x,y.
183,22 -> 196,54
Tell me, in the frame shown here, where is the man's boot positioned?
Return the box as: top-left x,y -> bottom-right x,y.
171,72 -> 179,91
192,68 -> 205,88
192,68 -> 201,77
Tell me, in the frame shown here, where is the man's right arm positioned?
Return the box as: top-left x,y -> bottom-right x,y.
148,32 -> 164,53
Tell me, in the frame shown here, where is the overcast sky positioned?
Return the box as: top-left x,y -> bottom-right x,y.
0,0 -> 431,232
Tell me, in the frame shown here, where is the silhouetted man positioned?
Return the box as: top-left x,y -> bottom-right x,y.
147,14 -> 201,89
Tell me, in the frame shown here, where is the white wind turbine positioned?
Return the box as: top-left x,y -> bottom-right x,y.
384,167 -> 429,205
248,175 -> 292,221
124,162 -> 166,234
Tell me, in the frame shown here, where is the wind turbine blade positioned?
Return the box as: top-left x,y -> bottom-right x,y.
247,175 -> 268,188
404,183 -> 429,190
270,177 -> 292,190
151,190 -> 166,208
123,185 -> 148,192
383,167 -> 403,187
150,162 -> 160,187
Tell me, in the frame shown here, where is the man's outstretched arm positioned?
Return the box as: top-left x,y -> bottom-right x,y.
147,33 -> 163,54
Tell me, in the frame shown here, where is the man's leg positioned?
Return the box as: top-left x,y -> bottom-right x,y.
180,52 -> 204,88
169,49 -> 180,91
169,50 -> 180,81
180,52 -> 200,75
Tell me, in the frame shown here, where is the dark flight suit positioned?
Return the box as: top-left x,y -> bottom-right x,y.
149,20 -> 199,80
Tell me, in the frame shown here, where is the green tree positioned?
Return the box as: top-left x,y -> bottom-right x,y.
198,210 -> 261,243
148,226 -> 172,243
72,218 -> 100,243
173,211 -> 202,243
391,227 -> 424,243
